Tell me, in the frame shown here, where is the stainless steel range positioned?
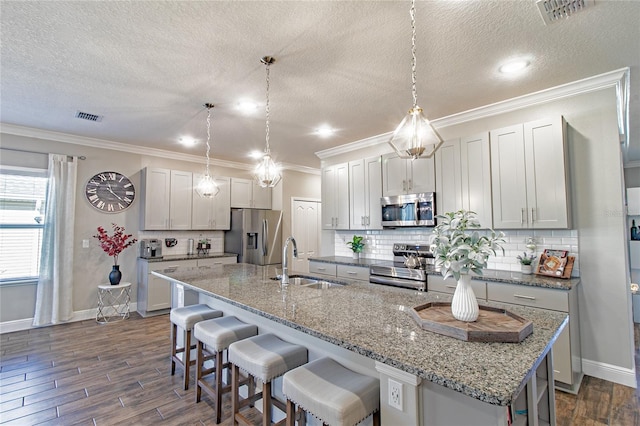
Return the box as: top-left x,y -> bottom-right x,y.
369,243 -> 435,291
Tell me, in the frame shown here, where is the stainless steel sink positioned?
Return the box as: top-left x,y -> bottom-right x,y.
270,275 -> 344,289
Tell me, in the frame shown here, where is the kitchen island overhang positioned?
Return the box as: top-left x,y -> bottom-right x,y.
153,263 -> 567,425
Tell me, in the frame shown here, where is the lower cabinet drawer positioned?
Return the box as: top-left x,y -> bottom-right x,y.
428,275 -> 487,300
337,264 -> 369,281
487,282 -> 569,312
309,261 -> 337,276
197,256 -> 237,266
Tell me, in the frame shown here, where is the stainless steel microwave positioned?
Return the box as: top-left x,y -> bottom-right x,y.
381,193 -> 436,227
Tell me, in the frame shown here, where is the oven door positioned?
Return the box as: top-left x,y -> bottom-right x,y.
369,265 -> 427,291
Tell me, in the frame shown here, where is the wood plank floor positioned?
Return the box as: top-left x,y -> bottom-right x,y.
1,312 -> 639,425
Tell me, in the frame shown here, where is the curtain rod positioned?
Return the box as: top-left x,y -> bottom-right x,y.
0,147 -> 86,160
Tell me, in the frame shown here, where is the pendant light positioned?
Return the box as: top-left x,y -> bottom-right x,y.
253,56 -> 282,188
195,103 -> 219,198
388,0 -> 443,160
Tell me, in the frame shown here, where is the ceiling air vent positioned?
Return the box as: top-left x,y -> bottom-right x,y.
75,110 -> 103,122
536,0 -> 594,25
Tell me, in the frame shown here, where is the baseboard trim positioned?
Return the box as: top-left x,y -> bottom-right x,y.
0,303 -> 138,334
582,358 -> 637,388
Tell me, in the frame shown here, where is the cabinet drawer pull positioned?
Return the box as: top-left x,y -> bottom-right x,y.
346,271 -> 357,275
445,285 -> 457,289
553,369 -> 560,374
514,294 -> 536,300
316,267 -> 326,271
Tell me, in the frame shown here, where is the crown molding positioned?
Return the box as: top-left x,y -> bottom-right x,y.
0,123 -> 320,174
315,132 -> 391,160
316,68 -> 631,160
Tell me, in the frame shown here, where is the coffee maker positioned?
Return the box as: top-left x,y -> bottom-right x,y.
139,239 -> 163,259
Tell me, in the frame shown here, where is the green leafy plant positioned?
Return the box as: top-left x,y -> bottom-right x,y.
346,235 -> 365,253
517,252 -> 536,265
430,210 -> 505,280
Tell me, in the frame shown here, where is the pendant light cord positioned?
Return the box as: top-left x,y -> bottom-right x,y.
410,0 -> 418,109
205,104 -> 212,177
264,60 -> 271,155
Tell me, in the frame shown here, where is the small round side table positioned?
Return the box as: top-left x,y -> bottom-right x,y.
96,282 -> 132,324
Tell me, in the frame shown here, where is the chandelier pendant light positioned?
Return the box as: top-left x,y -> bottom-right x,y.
195,103 -> 220,198
253,56 -> 282,188
388,0 -> 444,160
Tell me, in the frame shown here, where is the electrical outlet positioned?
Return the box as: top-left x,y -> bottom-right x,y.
82,239 -> 90,248
388,378 -> 403,411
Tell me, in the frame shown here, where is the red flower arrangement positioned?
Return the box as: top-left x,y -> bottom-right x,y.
93,223 -> 137,266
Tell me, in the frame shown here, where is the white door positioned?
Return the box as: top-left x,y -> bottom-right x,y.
292,199 -> 320,273
169,170 -> 192,230
460,132 -> 493,228
382,153 -> 407,196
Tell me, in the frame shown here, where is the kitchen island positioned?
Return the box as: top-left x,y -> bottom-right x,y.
153,263 -> 567,426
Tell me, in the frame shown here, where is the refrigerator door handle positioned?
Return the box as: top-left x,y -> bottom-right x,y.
263,219 -> 268,256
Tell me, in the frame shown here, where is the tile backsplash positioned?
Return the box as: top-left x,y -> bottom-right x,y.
334,228 -> 580,277
137,231 -> 225,255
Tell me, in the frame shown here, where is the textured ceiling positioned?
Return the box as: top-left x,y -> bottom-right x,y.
1,1 -> 639,169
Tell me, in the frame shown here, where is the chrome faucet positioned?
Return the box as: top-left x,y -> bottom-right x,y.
282,236 -> 298,285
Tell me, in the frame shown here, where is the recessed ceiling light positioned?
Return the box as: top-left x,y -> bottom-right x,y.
315,126 -> 335,138
499,59 -> 530,74
248,150 -> 264,159
237,100 -> 258,113
179,136 -> 197,146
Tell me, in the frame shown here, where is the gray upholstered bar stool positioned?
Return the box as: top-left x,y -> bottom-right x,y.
283,357 -> 381,426
193,316 -> 259,424
170,304 -> 222,390
229,333 -> 308,426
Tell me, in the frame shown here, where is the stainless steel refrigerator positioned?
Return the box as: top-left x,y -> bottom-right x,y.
224,209 -> 283,265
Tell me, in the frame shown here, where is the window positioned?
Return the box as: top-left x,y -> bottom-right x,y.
0,167 -> 48,283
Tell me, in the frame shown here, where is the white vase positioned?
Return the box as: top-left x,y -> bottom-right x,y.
521,264 -> 533,275
451,274 -> 479,322
352,252 -> 360,260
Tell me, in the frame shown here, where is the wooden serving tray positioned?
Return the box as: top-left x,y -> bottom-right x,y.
410,302 -> 533,343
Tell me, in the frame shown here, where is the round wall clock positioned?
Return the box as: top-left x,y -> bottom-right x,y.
85,171 -> 135,213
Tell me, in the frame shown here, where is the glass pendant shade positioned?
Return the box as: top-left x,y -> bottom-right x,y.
196,174 -> 219,198
389,106 -> 443,160
254,152 -> 282,188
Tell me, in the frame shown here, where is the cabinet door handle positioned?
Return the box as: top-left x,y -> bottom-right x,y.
521,208 -> 525,225
408,179 -> 412,191
366,216 -> 370,226
514,294 -> 536,300
531,208 -> 536,223
361,216 -> 364,226
402,180 -> 407,192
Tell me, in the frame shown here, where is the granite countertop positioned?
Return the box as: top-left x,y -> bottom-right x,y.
152,263 -> 567,407
139,252 -> 238,263
309,256 -> 580,290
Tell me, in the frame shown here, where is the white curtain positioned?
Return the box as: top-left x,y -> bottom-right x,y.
33,154 -> 78,326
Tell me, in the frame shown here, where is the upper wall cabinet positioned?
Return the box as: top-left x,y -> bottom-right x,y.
435,133 -> 492,227
140,168 -> 192,230
628,187 -> 640,216
490,116 -> 570,229
322,162 -> 349,230
230,177 -> 272,209
349,156 -> 383,230
382,153 -> 435,197
192,175 -> 231,230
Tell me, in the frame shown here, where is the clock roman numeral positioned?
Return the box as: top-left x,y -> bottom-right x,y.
123,197 -> 132,204
86,188 -> 97,194
107,204 -> 114,212
96,201 -> 105,209
88,194 -> 98,202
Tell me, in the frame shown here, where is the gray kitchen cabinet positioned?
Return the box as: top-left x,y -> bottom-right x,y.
321,162 -> 349,230
308,260 -> 369,281
140,167 -> 192,230
490,116 -> 570,229
382,153 -> 435,197
427,274 -> 487,300
349,156 -> 383,230
137,259 -> 196,316
137,256 -> 237,317
192,175 -> 231,230
230,177 -> 272,209
486,280 -> 582,392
